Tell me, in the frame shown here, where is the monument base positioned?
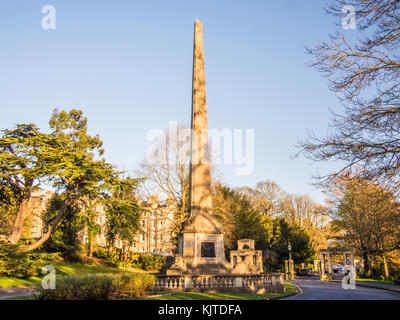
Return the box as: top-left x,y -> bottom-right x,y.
167,232 -> 232,275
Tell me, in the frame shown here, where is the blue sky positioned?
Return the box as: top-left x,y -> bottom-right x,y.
0,0 -> 352,204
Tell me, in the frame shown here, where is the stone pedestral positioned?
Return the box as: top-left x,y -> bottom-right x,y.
167,231 -> 232,275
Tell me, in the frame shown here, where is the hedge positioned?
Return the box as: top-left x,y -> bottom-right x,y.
37,273 -> 155,300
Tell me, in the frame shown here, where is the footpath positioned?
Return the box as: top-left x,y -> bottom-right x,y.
0,286 -> 36,299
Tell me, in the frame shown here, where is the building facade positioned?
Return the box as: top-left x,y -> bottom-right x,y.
27,189 -> 54,239
28,191 -> 175,255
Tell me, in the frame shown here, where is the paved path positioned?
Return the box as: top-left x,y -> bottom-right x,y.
285,276 -> 400,300
0,292 -> 36,299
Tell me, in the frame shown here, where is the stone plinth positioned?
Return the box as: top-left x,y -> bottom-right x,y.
167,232 -> 232,275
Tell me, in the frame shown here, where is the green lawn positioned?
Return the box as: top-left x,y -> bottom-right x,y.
0,261 -> 145,288
137,282 -> 297,300
0,276 -> 40,288
356,278 -> 398,285
2,295 -> 38,300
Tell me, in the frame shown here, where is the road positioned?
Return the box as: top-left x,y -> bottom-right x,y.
285,276 -> 400,300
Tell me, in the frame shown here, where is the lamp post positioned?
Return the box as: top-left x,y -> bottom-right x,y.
288,241 -> 293,280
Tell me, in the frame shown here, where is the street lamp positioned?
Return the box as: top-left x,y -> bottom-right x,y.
288,241 -> 292,261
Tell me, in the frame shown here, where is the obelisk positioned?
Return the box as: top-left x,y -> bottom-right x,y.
168,20 -> 231,275
188,19 -> 213,220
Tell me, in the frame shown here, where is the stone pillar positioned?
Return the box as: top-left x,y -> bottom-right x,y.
184,276 -> 193,290
320,254 -> 325,275
350,253 -> 356,276
327,252 -> 333,274
284,260 -> 289,279
314,259 -> 319,271
271,274 -> 277,286
235,276 -> 243,288
290,260 -> 294,278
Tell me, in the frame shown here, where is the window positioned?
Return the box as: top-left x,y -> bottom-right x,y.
140,233 -> 144,242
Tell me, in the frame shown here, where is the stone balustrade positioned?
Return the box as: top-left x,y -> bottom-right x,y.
154,273 -> 284,294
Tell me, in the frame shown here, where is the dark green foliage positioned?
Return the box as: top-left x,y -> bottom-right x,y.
271,219 -> 315,267
37,273 -> 155,300
213,184 -> 271,252
98,248 -> 166,271
104,180 -> 143,248
104,198 -> 142,246
0,244 -> 60,278
138,254 -> 166,271
41,195 -> 85,263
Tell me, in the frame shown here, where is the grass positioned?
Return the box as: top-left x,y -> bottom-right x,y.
0,261 -> 146,288
136,282 -> 297,300
0,276 -> 41,288
2,295 -> 38,300
356,278 -> 397,285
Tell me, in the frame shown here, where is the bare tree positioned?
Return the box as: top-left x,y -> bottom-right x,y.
280,194 -> 331,253
238,180 -> 286,217
298,0 -> 400,189
136,125 -> 191,249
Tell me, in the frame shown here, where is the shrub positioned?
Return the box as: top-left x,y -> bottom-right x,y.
112,273 -> 155,297
37,273 -> 155,300
357,270 -> 370,279
138,254 -> 166,271
0,244 -> 61,278
97,248 -> 166,272
94,247 -> 108,259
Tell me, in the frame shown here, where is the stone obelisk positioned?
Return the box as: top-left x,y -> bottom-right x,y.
188,19 -> 214,223
168,20 -> 231,275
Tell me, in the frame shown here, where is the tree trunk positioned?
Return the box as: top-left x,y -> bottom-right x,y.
122,241 -> 127,262
19,200 -> 68,252
383,254 -> 389,278
9,197 -> 31,244
363,251 -> 373,276
88,236 -> 93,258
